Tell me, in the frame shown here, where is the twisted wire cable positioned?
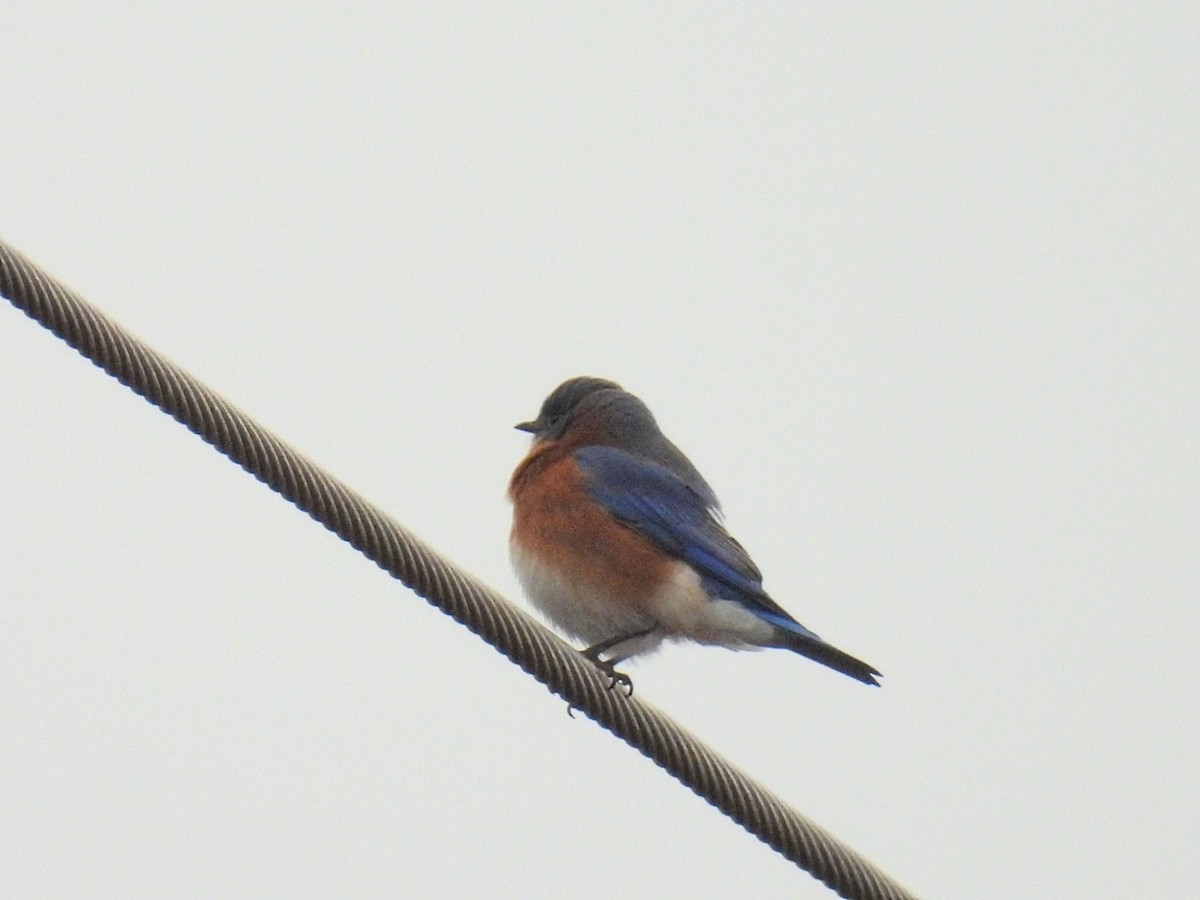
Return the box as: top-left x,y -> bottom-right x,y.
1,237 -> 918,900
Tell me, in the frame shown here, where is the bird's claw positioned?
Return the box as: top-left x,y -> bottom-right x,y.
593,657 -> 634,697
566,654 -> 635,715
606,668 -> 634,696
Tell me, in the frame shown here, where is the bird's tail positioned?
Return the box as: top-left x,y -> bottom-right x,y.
774,629 -> 881,686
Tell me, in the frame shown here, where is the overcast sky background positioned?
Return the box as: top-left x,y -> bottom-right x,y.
2,5 -> 1197,898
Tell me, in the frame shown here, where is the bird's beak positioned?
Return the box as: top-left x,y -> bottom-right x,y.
515,420 -> 538,434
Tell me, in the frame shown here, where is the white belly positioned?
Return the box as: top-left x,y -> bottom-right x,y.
510,542 -> 776,658
510,541 -> 657,647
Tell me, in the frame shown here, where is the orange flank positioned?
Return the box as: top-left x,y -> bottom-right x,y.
509,443 -> 672,610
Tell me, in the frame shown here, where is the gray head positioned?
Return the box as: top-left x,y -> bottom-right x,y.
516,376 -> 718,508
515,377 -> 627,442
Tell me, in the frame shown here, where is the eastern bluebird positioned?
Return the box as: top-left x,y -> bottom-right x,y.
508,377 -> 880,688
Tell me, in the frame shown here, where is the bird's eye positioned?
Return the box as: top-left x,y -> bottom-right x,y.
543,414 -> 567,435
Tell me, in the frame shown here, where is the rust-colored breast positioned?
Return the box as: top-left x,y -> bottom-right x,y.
509,443 -> 674,606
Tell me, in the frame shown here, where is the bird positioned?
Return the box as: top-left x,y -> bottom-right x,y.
507,377 -> 880,690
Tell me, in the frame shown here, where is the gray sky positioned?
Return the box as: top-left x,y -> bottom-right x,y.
3,4 -> 1197,897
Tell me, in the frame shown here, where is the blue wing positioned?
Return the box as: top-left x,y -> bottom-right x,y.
573,445 -> 822,642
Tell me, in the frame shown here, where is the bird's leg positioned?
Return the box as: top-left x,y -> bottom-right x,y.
581,631 -> 640,662
580,627 -> 656,696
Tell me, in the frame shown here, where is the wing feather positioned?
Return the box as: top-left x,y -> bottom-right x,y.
574,445 -> 821,641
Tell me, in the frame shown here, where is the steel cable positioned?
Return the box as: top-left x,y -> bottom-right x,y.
1,237 -> 918,900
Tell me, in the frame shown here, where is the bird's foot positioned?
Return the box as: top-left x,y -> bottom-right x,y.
580,645 -> 635,696
594,658 -> 634,697
566,628 -> 654,713
566,656 -> 634,717
564,650 -> 635,716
